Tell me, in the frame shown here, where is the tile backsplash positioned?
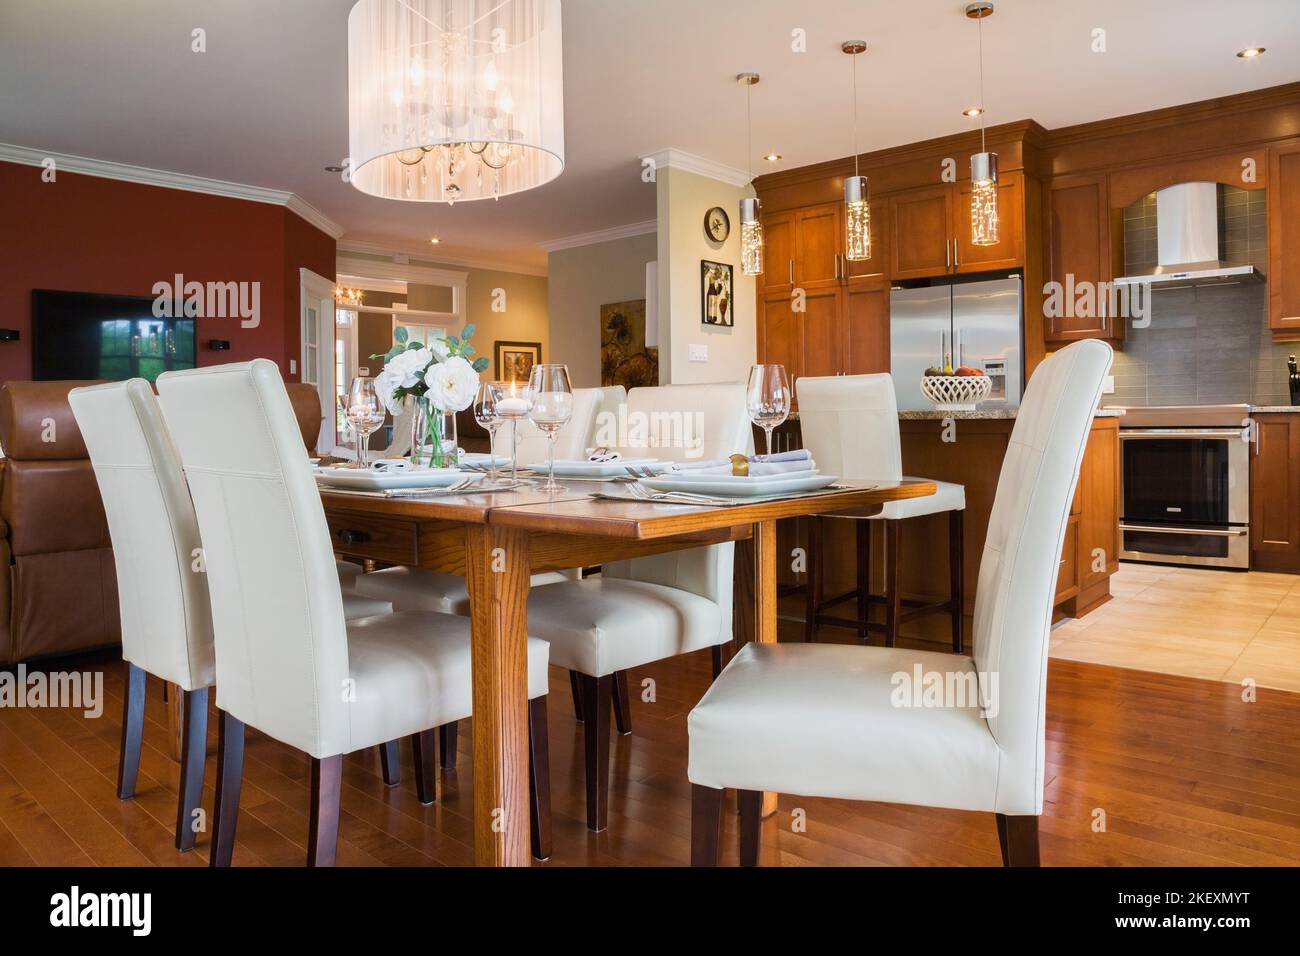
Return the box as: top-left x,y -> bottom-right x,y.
1105,282 -> 1293,407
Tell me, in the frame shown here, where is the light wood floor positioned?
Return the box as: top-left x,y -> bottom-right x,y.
3,646 -> 1300,866
1051,563 -> 1300,693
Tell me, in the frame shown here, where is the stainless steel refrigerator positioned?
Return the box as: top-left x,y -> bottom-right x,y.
889,277 -> 1023,412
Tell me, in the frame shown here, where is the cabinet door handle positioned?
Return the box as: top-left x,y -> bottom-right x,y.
953,238 -> 959,268
945,239 -> 951,269
788,259 -> 795,285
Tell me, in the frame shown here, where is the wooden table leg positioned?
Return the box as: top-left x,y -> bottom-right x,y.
465,524 -> 533,867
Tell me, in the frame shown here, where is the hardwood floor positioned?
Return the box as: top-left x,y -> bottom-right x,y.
2,647 -> 1300,866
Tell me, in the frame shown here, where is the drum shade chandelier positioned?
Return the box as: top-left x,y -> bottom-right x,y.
347,0 -> 565,204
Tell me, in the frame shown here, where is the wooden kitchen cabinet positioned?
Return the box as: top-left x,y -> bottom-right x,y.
955,173 -> 1024,273
757,291 -> 801,380
1072,416 -> 1121,610
888,173 -> 1026,281
758,210 -> 796,293
1044,173 -> 1120,342
843,276 -> 891,375
795,202 -> 843,291
1250,412 -> 1300,573
1268,140 -> 1300,337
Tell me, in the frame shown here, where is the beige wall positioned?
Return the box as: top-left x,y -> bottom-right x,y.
656,166 -> 756,385
547,232 -> 657,388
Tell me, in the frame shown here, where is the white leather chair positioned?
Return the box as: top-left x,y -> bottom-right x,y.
796,373 -> 966,652
156,360 -> 553,865
69,379 -> 394,853
523,381 -> 752,832
687,340 -> 1112,866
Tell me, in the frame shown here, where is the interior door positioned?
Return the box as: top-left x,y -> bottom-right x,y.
299,268 -> 336,453
889,185 -> 953,279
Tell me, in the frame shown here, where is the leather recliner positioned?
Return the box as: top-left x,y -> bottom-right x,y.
0,380 -> 120,663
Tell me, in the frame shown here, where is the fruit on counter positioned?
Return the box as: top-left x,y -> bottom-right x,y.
955,365 -> 985,377
924,366 -> 945,376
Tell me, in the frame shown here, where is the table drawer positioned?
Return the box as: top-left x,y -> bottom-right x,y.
326,512 -> 419,565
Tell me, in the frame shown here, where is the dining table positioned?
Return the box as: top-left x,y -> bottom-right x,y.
319,475 -> 936,866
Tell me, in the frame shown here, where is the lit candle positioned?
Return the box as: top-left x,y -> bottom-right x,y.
497,397 -> 529,417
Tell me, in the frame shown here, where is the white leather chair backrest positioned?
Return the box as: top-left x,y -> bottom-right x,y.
604,382 -> 750,644
972,339 -> 1111,814
795,374 -> 903,482
512,386 -> 607,466
69,379 -> 215,692
157,360 -> 351,758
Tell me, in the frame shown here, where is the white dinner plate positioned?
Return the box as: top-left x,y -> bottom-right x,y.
460,453 -> 511,467
315,467 -> 484,492
527,458 -> 668,478
640,472 -> 839,497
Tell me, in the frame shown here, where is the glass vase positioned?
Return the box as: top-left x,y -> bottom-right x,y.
409,396 -> 459,469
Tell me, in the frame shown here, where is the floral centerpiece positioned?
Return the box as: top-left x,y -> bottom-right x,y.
373,324 -> 489,468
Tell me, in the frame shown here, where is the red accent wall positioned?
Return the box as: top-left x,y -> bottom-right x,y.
0,160 -> 336,384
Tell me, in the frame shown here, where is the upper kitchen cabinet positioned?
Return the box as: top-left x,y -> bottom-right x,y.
888,173 -> 1026,280
955,173 -> 1025,272
758,203 -> 845,294
1269,139 -> 1300,337
757,210 -> 796,294
1045,173 -> 1119,342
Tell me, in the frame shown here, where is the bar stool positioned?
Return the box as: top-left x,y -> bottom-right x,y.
796,374 -> 965,653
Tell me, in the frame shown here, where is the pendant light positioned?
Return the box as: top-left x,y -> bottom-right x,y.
737,72 -> 763,277
842,41 -> 871,261
966,1 -> 999,246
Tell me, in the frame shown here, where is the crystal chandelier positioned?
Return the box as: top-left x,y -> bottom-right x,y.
333,285 -> 364,307
737,72 -> 763,277
842,41 -> 871,261
347,0 -> 565,204
967,2 -> 998,246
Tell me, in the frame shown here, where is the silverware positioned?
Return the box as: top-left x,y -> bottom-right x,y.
382,477 -> 477,498
623,483 -> 730,505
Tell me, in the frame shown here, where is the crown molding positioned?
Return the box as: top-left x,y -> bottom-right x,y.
336,237 -> 548,277
639,148 -> 751,188
539,219 -> 657,253
0,142 -> 345,238
335,273 -> 407,295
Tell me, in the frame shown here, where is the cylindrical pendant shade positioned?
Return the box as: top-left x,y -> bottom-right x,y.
844,175 -> 871,261
347,0 -> 565,203
970,151 -> 999,246
740,197 -> 763,276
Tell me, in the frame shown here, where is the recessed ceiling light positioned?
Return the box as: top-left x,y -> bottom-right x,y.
963,107 -> 984,118
324,165 -> 345,173
1236,46 -> 1266,58
429,236 -> 441,244
764,153 -> 781,162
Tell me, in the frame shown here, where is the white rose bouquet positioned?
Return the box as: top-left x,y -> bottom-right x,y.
371,324 -> 489,467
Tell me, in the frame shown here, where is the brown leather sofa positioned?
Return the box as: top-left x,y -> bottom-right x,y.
0,381 -> 120,663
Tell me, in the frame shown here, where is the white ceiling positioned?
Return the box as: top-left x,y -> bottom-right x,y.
1,0 -> 1296,272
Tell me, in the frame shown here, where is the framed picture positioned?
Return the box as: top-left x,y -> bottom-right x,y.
701,260 -> 734,327
494,340 -> 541,383
600,299 -> 659,389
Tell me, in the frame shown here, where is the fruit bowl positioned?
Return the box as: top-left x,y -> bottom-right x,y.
919,374 -> 992,411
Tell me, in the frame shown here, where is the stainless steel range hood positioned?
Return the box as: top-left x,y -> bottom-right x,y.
1114,182 -> 1263,289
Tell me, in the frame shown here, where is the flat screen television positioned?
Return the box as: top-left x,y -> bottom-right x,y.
32,290 -> 197,382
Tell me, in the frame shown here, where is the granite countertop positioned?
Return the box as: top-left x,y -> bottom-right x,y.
897,407 -> 1124,421
1250,406 -> 1300,414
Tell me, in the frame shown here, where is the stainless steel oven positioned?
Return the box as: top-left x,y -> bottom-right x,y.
1118,405 -> 1252,569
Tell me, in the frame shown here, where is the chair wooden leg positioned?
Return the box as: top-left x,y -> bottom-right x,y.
949,510 -> 965,653
174,687 -> 208,852
412,729 -> 438,806
439,721 -> 458,770
580,674 -> 612,832
611,670 -> 632,736
738,789 -> 763,867
996,813 -> 1040,867
856,521 -> 872,642
378,739 -> 401,786
307,755 -> 343,867
691,784 -> 724,866
209,710 -> 244,867
884,520 -> 902,648
804,515 -> 823,642
117,663 -> 146,800
569,670 -> 584,722
710,644 -> 724,680
528,696 -> 552,861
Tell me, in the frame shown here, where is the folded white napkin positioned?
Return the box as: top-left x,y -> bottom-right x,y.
671,448 -> 816,477
586,447 -> 622,463
370,458 -> 412,473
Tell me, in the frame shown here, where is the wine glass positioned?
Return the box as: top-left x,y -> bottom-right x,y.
474,381 -> 504,483
346,376 -> 386,469
494,380 -> 534,487
527,364 -> 574,493
746,364 -> 790,459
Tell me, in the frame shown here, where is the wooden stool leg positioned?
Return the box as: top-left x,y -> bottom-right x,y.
804,515 -> 823,642
439,721 -> 458,770
580,674 -> 612,832
949,510 -> 965,654
307,755 -> 343,867
209,710 -> 244,867
528,696 -> 552,861
885,520 -> 902,648
174,687 -> 208,852
378,739 -> 401,786
691,784 -> 724,866
996,814 -> 1040,866
710,644 -> 724,679
738,789 -> 763,867
855,521 -> 871,642
611,671 -> 632,736
117,663 -> 146,800
569,670 -> 584,722
412,729 -> 437,805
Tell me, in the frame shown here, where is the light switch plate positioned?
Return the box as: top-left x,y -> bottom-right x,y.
1103,375 -> 1115,394
289,359 -> 298,375
688,344 -> 708,363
